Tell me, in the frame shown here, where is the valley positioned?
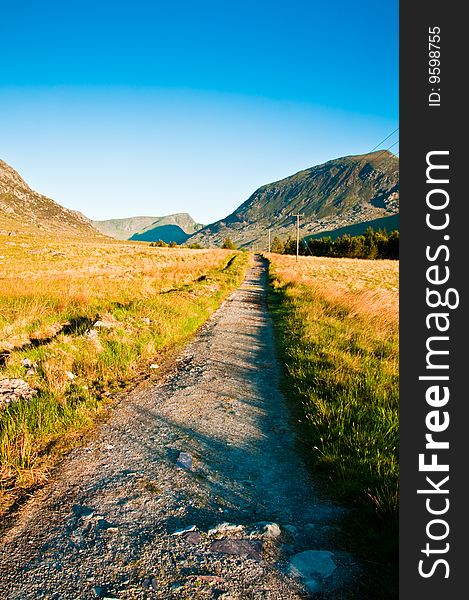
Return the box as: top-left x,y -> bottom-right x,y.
0,151 -> 399,598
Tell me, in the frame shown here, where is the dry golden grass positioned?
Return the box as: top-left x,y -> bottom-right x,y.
0,235 -> 237,350
267,253 -> 398,331
267,252 -> 399,514
0,233 -> 248,510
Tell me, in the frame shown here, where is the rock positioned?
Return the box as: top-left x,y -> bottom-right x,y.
182,530 -> 201,544
104,444 -> 114,450
99,519 -> 118,532
208,522 -> 244,536
209,539 -> 263,561
65,371 -> 76,380
247,522 -> 281,539
176,451 -> 193,470
149,363 -> 159,369
22,358 -> 32,368
142,317 -> 151,325
86,329 -> 99,340
0,378 -> 36,410
288,550 -> 337,594
194,575 -> 224,584
172,525 -> 196,536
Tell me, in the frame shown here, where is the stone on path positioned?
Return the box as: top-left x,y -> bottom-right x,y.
194,575 -> 224,584
182,530 -> 201,544
208,522 -> 244,536
288,550 -> 337,594
210,539 -> 263,561
247,521 -> 281,539
172,525 -> 196,536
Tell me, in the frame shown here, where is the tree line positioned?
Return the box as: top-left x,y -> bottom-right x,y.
148,229 -> 399,260
271,228 -> 399,260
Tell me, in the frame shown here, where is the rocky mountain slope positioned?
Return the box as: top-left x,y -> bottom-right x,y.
188,150 -> 399,248
0,160 -> 100,237
92,214 -> 202,242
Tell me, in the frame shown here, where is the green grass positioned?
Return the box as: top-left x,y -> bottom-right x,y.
266,254 -> 398,599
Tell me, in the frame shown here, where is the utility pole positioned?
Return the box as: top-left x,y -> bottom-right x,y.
292,212 -> 304,261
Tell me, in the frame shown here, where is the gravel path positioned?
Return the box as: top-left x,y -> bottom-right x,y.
0,256 -> 357,599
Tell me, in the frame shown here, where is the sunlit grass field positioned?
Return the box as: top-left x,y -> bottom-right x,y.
267,253 -> 399,596
267,253 -> 398,510
0,234 -> 248,510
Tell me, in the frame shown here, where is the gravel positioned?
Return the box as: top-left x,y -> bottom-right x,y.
0,257 -> 358,599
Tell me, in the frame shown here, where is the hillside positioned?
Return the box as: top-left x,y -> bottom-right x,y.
92,214 -> 202,242
188,150 -> 399,248
306,213 -> 400,241
0,160 -> 101,237
130,224 -> 191,244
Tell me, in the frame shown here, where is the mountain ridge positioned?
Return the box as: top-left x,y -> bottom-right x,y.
188,150 -> 399,248
1,151 -> 398,247
0,159 -> 102,237
91,214 -> 201,241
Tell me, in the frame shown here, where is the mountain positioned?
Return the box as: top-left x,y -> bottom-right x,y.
0,159 -> 100,237
91,214 -> 202,242
130,224 -> 191,244
188,150 -> 399,248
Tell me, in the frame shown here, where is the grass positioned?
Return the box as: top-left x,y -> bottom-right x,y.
0,233 -> 249,512
266,253 -> 398,599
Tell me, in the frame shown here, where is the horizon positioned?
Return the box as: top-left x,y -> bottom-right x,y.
0,0 -> 398,224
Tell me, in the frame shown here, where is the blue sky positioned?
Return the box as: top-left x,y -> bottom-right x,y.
0,0 -> 398,224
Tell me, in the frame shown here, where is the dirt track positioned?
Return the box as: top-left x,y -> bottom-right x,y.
0,256 -> 357,599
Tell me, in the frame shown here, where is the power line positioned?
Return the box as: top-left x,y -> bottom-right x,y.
371,139 -> 400,163
302,237 -> 315,256
268,128 -> 400,258
370,127 -> 399,153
